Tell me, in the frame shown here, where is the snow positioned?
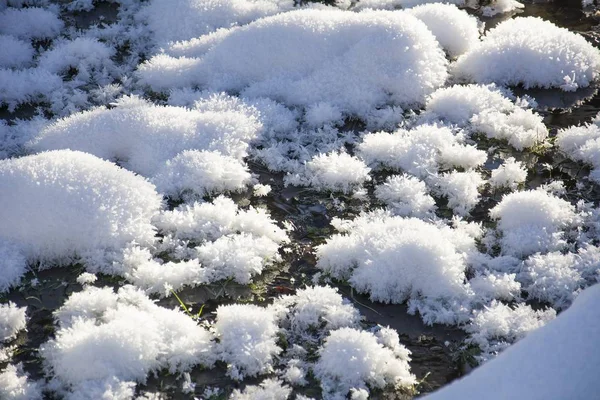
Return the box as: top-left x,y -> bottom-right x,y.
0,35 -> 34,68
0,7 -> 63,39
453,17 -> 600,91
0,68 -> 62,110
480,0 -> 524,17
0,150 -> 161,266
137,9 -> 448,117
489,189 -> 580,257
424,283 -> 600,400
37,37 -> 116,78
432,170 -> 485,216
407,4 -> 480,58
489,157 -> 527,190
374,175 -> 436,218
41,285 -> 215,399
230,378 -> 292,400
556,120 -> 600,183
214,304 -> 280,380
0,364 -> 43,400
314,327 -> 415,399
284,152 -> 371,194
0,302 -> 26,342
0,241 -> 28,292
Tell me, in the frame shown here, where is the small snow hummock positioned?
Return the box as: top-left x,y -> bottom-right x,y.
556,120 -> 600,183
480,0 -> 524,17
0,35 -> 34,68
41,286 -> 215,399
0,68 -> 62,111
453,17 -> 600,91
489,189 -> 580,257
0,150 -> 161,267
374,175 -> 436,218
137,9 -> 448,117
489,157 -> 527,190
424,283 -> 600,400
284,152 -> 371,194
0,241 -> 28,293
0,303 -> 26,342
0,7 -> 63,39
422,84 -> 547,151
407,3 -> 480,58
314,327 -> 416,399
0,364 -> 43,400
214,304 -> 280,380
432,171 -> 485,216
230,378 -> 292,400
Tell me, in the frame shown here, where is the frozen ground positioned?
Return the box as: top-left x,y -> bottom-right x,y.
1,0 -> 600,399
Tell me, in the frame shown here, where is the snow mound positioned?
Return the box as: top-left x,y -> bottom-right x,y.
138,0 -> 295,47
424,283 -> 600,400
398,0 -> 466,7
37,38 -> 116,79
489,157 -> 527,190
151,150 -> 253,199
374,175 -> 436,218
230,378 -> 292,400
138,9 -> 448,117
358,124 -> 486,177
0,241 -> 28,292
0,150 -> 161,265
422,84 -> 547,150
453,17 -> 600,91
284,152 -> 371,194
317,211 -> 477,324
214,304 -> 280,380
0,35 -> 34,68
0,364 -> 43,400
41,286 -> 214,399
314,327 -> 415,398
490,190 -> 580,257
0,7 -> 63,39
0,303 -> 26,342
556,121 -> 600,183
480,0 -> 524,17
433,170 -> 485,216
407,3 -> 480,58
29,96 -> 261,179
0,68 -> 62,110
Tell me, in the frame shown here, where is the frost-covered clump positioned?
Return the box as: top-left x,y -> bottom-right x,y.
358,124 -> 486,178
489,190 -> 580,257
151,150 -> 253,199
0,364 -> 43,400
285,152 -> 371,194
489,157 -> 527,190
0,68 -> 62,110
453,17 -> 600,91
422,84 -> 547,150
138,9 -> 448,117
520,245 -> 600,309
29,96 -> 261,179
432,171 -> 485,216
407,4 -> 480,58
273,286 -> 361,340
317,211 -> 478,324
480,0 -> 523,16
556,120 -> 600,183
0,303 -> 26,342
375,175 -> 436,218
0,7 -> 63,39
214,304 -> 280,380
230,378 -> 292,400
0,35 -> 34,68
465,301 -> 555,360
0,241 -> 28,293
314,327 -> 415,398
137,0 -> 295,47
0,150 -> 161,266
42,286 -> 214,399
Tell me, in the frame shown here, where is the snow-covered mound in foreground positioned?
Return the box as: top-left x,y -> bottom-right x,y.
489,189 -> 580,257
556,118 -> 600,183
422,84 -> 547,150
0,150 -> 161,265
316,211 -> 478,324
424,283 -> 600,400
453,17 -> 600,91
138,9 -> 448,117
314,327 -> 415,398
42,286 -> 215,400
138,0 -> 295,47
407,3 -> 480,58
28,96 -> 260,181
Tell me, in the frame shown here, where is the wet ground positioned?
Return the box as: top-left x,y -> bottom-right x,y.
2,0 -> 600,399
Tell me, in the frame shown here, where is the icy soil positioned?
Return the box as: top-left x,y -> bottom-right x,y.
1,0 -> 600,399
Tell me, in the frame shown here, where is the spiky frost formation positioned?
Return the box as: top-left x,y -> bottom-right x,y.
0,303 -> 26,342
285,152 -> 371,194
407,4 -> 480,58
0,364 -> 43,400
0,7 -> 63,39
314,327 -> 415,399
0,150 -> 161,266
489,157 -> 527,190
214,304 -> 281,380
489,190 -> 580,257
0,241 -> 28,293
41,286 -> 214,400
556,118 -> 600,183
230,378 -> 292,400
374,175 -> 436,218
0,35 -> 34,68
138,9 -> 448,117
453,17 -> 600,91
433,170 -> 485,216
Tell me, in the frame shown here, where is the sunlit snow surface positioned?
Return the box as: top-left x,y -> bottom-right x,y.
1,0 -> 600,399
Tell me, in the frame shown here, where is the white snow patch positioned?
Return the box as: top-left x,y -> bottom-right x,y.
374,175 -> 436,218
0,303 -> 26,342
0,364 -> 43,400
0,35 -> 34,68
230,378 -> 292,400
0,7 -> 63,39
489,157 -> 527,190
0,241 -> 28,293
432,170 -> 485,216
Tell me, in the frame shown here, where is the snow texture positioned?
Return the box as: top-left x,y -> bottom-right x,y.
0,364 -> 43,400
0,241 -> 28,292
0,35 -> 34,68
230,378 -> 292,400
556,119 -> 600,183
0,302 -> 26,342
489,157 -> 527,190
374,175 -> 436,218
0,7 -> 63,39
